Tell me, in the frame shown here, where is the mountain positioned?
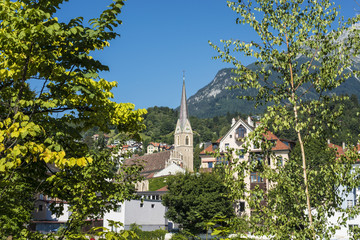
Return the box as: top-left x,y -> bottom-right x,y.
186,23 -> 360,118
186,61 -> 360,118
186,68 -> 266,118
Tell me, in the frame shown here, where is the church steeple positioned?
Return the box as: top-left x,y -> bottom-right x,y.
173,72 -> 193,172
179,73 -> 189,130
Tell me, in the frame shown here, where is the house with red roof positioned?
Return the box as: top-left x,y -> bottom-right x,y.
326,141 -> 360,239
200,116 -> 293,216
146,142 -> 172,154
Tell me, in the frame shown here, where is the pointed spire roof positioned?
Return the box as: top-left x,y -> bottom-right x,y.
179,73 -> 189,129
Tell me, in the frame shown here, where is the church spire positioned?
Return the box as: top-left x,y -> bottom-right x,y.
179,71 -> 188,129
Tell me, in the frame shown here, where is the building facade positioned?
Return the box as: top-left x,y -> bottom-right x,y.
200,116 -> 293,216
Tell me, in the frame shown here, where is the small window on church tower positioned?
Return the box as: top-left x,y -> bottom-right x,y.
177,136 -> 180,146
185,136 -> 189,145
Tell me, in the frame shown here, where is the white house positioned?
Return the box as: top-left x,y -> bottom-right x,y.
200,116 -> 293,216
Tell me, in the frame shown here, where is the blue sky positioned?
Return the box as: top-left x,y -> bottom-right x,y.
57,0 -> 359,110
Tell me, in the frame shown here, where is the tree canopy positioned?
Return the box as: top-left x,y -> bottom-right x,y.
0,0 -> 146,239
162,172 -> 234,235
211,0 -> 360,239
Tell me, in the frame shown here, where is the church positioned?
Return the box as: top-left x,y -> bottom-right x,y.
125,77 -> 193,191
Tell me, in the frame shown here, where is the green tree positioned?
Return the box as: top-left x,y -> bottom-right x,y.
193,144 -> 202,171
0,0 -> 146,239
211,0 -> 360,239
162,172 -> 234,235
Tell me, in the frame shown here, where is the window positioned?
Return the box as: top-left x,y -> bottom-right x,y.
38,205 -> 43,211
115,205 -> 122,212
239,150 -> 245,159
252,154 -> 263,164
347,200 -> 354,208
151,204 -> 155,208
230,135 -> 232,138
208,162 -> 213,168
277,156 -> 283,167
216,157 -> 227,165
239,202 -> 245,212
236,125 -> 247,139
39,194 -> 43,200
185,136 -> 189,145
177,136 -> 180,146
225,143 -> 229,149
140,203 -> 144,208
250,172 -> 263,183
349,224 -> 359,233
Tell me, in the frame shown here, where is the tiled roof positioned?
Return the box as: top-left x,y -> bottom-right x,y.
149,142 -> 160,147
156,185 -> 168,191
263,131 -> 291,151
200,137 -> 223,154
200,144 -> 215,154
328,143 -> 344,157
124,151 -> 171,174
149,142 -> 170,148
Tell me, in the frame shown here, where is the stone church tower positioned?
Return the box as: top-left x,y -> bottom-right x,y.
174,77 -> 193,172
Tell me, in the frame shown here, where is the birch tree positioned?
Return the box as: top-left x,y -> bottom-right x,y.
211,0 -> 360,239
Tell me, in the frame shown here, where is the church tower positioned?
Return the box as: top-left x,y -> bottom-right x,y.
174,75 -> 193,172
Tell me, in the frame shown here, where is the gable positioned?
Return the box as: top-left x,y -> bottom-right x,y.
220,118 -> 253,146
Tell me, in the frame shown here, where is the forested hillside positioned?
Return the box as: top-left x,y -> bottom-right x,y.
84,95 -> 359,149
271,95 -> 360,145
144,95 -> 360,147
141,106 -> 248,147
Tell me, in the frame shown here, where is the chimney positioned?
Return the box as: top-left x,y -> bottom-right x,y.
247,116 -> 254,127
327,139 -> 330,144
231,118 -> 236,127
342,142 -> 346,151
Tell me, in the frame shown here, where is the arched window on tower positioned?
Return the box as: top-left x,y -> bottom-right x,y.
185,136 -> 190,145
177,136 -> 180,146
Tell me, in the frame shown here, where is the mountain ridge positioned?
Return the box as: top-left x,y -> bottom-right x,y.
184,62 -> 360,118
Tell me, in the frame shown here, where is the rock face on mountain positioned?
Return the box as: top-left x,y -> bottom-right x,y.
186,68 -> 266,118
186,63 -> 360,118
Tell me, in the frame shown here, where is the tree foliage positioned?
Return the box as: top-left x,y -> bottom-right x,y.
0,0 -> 146,238
211,0 -> 360,239
162,172 -> 234,235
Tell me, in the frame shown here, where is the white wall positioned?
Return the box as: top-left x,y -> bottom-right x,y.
103,204 -> 125,232
124,199 -> 167,231
153,163 -> 185,178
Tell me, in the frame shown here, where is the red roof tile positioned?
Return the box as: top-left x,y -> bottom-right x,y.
200,144 -> 215,154
263,131 -> 291,151
156,185 -> 168,191
328,143 -> 344,157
